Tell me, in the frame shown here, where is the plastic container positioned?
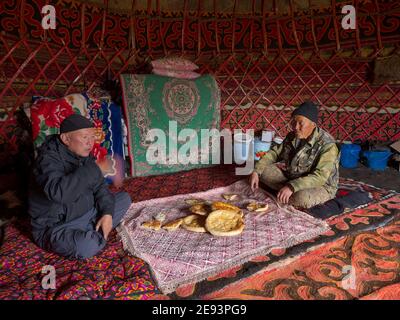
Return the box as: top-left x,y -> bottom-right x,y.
233,133 -> 253,163
254,137 -> 271,161
262,130 -> 274,142
273,136 -> 283,144
340,143 -> 361,168
363,150 -> 392,171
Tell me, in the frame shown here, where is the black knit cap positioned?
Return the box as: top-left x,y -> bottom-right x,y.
59,114 -> 94,134
292,101 -> 318,124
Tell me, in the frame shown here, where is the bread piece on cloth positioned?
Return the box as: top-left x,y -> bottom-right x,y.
247,202 -> 269,213
162,218 -> 184,231
182,214 -> 207,233
205,210 -> 245,237
141,219 -> 162,231
189,204 -> 209,216
222,194 -> 238,201
211,201 -> 242,214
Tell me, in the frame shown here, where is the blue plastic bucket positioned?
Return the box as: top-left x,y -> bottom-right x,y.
363,150 -> 392,171
340,144 -> 361,168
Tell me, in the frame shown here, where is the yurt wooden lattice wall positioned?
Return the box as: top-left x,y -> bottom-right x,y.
1,0 -> 400,164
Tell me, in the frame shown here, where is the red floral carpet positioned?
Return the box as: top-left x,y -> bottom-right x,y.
0,165 -> 399,299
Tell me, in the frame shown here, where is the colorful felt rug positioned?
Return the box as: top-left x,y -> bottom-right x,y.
0,218 -> 157,300
197,215 -> 400,300
120,74 -> 220,177
118,179 -> 330,294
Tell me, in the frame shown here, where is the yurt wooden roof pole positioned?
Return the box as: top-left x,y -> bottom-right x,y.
81,2 -> 86,49
182,0 -> 188,55
331,0 -> 341,52
96,1 -> 114,87
261,0 -> 268,55
273,0 -> 284,54
18,0 -> 26,39
250,0 -> 255,52
213,0 -> 220,54
374,0 -> 383,52
157,0 -> 167,56
289,0 -> 302,53
354,0 -> 361,55
67,3 -> 105,94
197,0 -> 202,57
100,0 -> 108,49
231,0 -> 237,53
128,0 -> 137,52
146,0 -> 153,58
308,0 -> 320,53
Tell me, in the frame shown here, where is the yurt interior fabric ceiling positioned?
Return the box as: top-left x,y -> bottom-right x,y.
0,0 -> 399,151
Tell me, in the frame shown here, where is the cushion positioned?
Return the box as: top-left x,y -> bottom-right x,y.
25,92 -> 125,183
152,68 -> 201,79
151,57 -> 199,71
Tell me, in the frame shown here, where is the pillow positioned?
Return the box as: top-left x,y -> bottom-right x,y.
26,92 -> 125,184
28,94 -> 88,146
152,68 -> 201,79
151,57 -> 199,71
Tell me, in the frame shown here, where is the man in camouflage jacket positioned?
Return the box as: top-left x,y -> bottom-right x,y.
249,101 -> 340,209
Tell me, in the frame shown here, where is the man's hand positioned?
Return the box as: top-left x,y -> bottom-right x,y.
96,214 -> 113,240
249,172 -> 259,192
96,157 -> 114,175
277,185 -> 294,204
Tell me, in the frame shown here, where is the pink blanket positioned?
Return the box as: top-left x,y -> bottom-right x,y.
118,180 -> 330,294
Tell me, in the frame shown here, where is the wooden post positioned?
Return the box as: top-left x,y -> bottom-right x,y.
231,0 -> 237,53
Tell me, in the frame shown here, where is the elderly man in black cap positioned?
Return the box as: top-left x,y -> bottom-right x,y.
29,114 -> 132,259
249,101 -> 340,209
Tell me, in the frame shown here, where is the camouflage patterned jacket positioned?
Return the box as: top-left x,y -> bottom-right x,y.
254,127 -> 340,196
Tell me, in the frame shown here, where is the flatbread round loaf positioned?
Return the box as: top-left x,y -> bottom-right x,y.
182,214 -> 207,233
211,201 -> 242,214
189,204 -> 209,216
205,210 -> 245,237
